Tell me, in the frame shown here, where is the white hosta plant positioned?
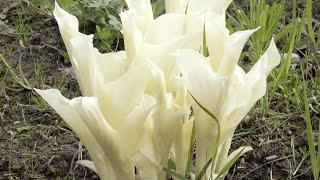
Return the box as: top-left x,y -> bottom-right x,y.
175,13 -> 281,179
35,2 -> 161,180
34,0 -> 281,180
36,1 -> 192,180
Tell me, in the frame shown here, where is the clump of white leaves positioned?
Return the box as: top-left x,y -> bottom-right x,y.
35,0 -> 280,179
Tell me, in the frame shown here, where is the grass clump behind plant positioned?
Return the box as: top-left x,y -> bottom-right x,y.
25,0 -> 125,52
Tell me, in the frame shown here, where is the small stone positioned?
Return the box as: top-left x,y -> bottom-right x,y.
0,88 -> 5,98
0,20 -> 14,34
0,13 -> 6,20
243,115 -> 252,125
266,155 -> 278,161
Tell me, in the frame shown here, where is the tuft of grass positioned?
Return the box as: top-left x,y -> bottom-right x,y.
226,0 -> 296,114
302,59 -> 320,180
0,54 -> 32,90
227,0 -> 288,63
227,0 -> 319,178
25,0 -> 125,52
269,0 -> 298,104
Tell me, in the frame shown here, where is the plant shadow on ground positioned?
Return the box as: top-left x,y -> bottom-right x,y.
0,0 -> 319,179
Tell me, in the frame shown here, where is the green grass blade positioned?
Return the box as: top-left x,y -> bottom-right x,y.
195,158 -> 213,180
274,25 -> 291,42
163,167 -> 189,180
0,54 -> 32,90
189,91 -> 221,179
216,147 -> 246,179
305,0 -> 317,46
301,63 -> 318,180
318,116 -> 320,178
318,84 -> 320,178
188,92 -> 219,131
266,0 -> 284,39
284,0 -> 297,73
269,8 -> 298,102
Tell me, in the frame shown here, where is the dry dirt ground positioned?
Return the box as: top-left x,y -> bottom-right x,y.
0,0 -> 319,179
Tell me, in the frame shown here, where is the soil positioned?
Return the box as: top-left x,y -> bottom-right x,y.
0,0 -> 319,179
0,0 -> 96,179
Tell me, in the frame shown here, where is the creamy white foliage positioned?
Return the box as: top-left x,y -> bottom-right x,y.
38,1 -> 191,179
175,39 -> 280,177
37,2 -> 159,180
34,0 -> 281,180
120,4 -> 205,92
